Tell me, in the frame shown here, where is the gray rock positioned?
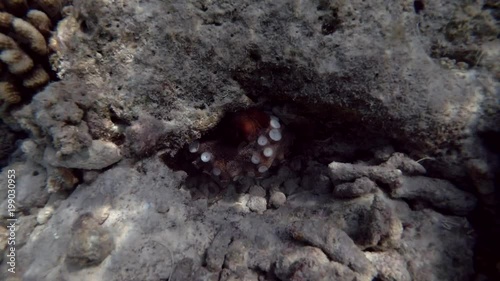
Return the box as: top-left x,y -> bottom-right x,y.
44,140 -> 122,170
0,225 -> 7,261
381,153 -> 426,175
170,258 -> 196,281
301,162 -> 333,194
82,170 -> 100,184
206,228 -> 235,272
365,251 -> 411,281
392,176 -> 477,215
274,246 -> 359,281
15,215 -> 38,249
283,178 -> 300,196
0,155 -> 478,281
224,239 -> 249,278
287,220 -> 376,278
36,205 -> 55,225
51,0 -> 497,160
373,146 -> 396,162
0,161 -> 48,211
124,115 -> 174,158
356,195 -> 403,250
247,196 -> 267,214
66,213 -> 114,267
269,191 -> 286,209
2,1 -> 495,279
237,177 -> 256,194
46,166 -> 79,193
248,185 -> 266,198
466,158 -> 495,195
329,161 -> 403,189
333,177 -> 378,198
399,209 -> 475,281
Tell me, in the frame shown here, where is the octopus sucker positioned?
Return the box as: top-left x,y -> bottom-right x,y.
263,147 -> 273,157
257,135 -> 268,146
269,129 -> 282,141
200,151 -> 212,162
270,116 -> 281,129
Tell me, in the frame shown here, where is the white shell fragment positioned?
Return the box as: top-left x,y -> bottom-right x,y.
200,152 -> 212,162
269,129 -> 282,141
258,165 -> 268,173
212,167 -> 221,176
189,141 -> 200,153
263,147 -> 273,157
251,153 -> 261,164
257,135 -> 268,146
270,116 -> 281,129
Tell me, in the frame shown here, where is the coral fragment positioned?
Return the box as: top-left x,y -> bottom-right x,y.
26,9 -> 52,36
0,48 -> 34,74
12,17 -> 48,55
22,64 -> 49,88
0,81 -> 21,104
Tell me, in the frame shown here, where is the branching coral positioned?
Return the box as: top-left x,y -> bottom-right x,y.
187,108 -> 291,182
0,0 -> 64,107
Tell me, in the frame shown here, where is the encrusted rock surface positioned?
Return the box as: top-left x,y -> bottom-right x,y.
287,219 -> 376,278
365,251 -> 411,281
34,0 -> 497,159
392,175 -> 477,215
66,213 -> 114,267
44,139 -> 122,170
0,156 -> 479,280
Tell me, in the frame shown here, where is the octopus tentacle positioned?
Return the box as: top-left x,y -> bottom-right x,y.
189,108 -> 289,182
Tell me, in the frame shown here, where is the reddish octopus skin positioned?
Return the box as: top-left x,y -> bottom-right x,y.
230,108 -> 271,143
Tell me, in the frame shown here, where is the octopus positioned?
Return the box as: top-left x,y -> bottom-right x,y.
187,108 -> 290,182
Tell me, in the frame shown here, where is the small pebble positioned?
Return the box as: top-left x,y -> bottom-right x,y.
270,191 -> 286,208
247,196 -> 267,213
283,178 -> 299,195
36,205 -> 55,224
249,185 -> 266,198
